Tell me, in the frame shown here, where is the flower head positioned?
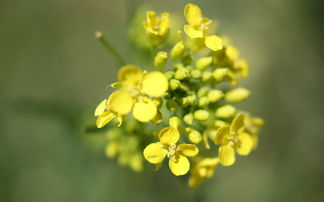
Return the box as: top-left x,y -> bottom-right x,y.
143,11 -> 170,46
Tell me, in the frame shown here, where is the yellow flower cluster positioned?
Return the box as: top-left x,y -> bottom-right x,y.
94,3 -> 263,187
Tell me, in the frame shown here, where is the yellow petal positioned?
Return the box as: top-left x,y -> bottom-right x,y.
108,90 -> 133,115
159,12 -> 170,35
213,126 -> 229,145
169,155 -> 190,176
226,45 -> 239,61
184,3 -> 202,26
117,65 -> 143,87
230,114 -> 245,134
205,35 -> 223,51
143,142 -> 167,164
236,132 -> 253,156
94,99 -> 107,116
219,144 -> 236,166
178,144 -> 199,157
142,71 -> 168,97
184,25 -> 203,38
159,127 -> 179,145
132,99 -> 157,122
96,111 -> 116,128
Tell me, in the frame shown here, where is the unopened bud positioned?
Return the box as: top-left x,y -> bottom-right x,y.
164,71 -> 174,80
194,110 -> 210,121
208,90 -> 223,102
215,105 -> 236,118
213,68 -> 228,82
175,67 -> 190,80
183,113 -> 194,125
171,41 -> 185,60
198,96 -> 209,107
190,69 -> 201,79
154,51 -> 168,69
186,128 -> 202,144
195,56 -> 213,70
225,88 -> 250,102
169,116 -> 182,128
182,95 -> 197,106
202,71 -> 212,81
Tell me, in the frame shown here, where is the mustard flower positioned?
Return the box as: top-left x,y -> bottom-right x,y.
143,11 -> 170,46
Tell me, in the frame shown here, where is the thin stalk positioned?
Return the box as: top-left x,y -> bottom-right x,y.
95,31 -> 125,66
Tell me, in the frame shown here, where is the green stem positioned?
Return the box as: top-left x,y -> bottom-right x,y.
95,31 -> 126,66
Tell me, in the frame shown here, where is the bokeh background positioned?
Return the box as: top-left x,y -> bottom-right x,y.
1,0 -> 324,201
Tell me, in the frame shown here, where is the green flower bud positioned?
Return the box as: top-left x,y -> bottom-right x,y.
208,90 -> 223,102
154,51 -> 168,69
169,116 -> 182,128
225,88 -> 250,102
166,100 -> 177,112
195,56 -> 213,70
194,109 -> 210,121
202,71 -> 212,81
215,105 -> 236,118
183,113 -> 194,125
182,94 -> 197,106
197,87 -> 209,97
164,71 -> 174,80
170,79 -> 180,90
152,111 -> 162,125
105,142 -> 119,158
186,128 -> 202,144
198,96 -> 209,107
190,69 -> 201,79
171,41 -> 185,60
213,68 -> 228,82
175,67 -> 190,80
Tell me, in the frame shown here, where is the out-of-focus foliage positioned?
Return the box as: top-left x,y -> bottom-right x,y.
1,0 -> 324,201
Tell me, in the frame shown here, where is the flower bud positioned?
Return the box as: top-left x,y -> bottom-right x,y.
202,71 -> 212,81
186,128 -> 202,144
225,88 -> 250,103
213,68 -> 228,82
195,56 -> 213,70
207,90 -> 223,102
164,71 -> 174,80
194,109 -> 210,121
190,69 -> 201,79
170,79 -> 180,90
214,120 -> 227,127
183,113 -> 194,125
197,87 -> 209,97
198,96 -> 209,107
171,41 -> 185,60
182,95 -> 197,106
105,142 -> 119,158
166,100 -> 177,112
215,105 -> 236,118
154,51 -> 168,69
235,59 -> 249,78
169,116 -> 182,128
175,67 -> 190,80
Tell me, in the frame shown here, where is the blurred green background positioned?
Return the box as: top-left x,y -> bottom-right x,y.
1,0 -> 324,201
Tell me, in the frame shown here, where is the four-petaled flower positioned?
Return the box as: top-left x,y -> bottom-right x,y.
184,3 -> 223,52
143,11 -> 170,46
95,65 -> 168,128
143,127 -> 199,176
213,114 -> 254,166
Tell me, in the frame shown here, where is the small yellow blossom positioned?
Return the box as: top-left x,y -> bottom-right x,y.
143,11 -> 170,46
143,127 -> 199,176
189,157 -> 219,187
213,114 -> 254,166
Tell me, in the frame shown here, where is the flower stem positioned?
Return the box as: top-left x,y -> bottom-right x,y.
95,31 -> 125,66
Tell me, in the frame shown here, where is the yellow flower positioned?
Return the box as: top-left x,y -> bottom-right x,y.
95,65 -> 168,128
213,114 -> 254,166
183,3 -> 223,52
143,127 -> 199,176
143,11 -> 170,46
189,157 -> 219,187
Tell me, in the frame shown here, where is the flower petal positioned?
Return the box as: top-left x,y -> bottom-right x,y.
184,3 -> 202,26
230,114 -> 245,134
132,99 -> 157,122
205,35 -> 223,52
169,155 -> 190,176
184,25 -> 203,38
219,144 -> 236,166
96,111 -> 116,128
236,132 -> 253,156
94,99 -> 107,116
108,90 -> 133,115
143,142 -> 167,164
178,144 -> 199,157
117,65 -> 143,87
159,127 -> 180,145
213,126 -> 229,145
142,71 -> 168,97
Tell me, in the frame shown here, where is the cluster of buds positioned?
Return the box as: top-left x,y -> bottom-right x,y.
94,3 -> 263,187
